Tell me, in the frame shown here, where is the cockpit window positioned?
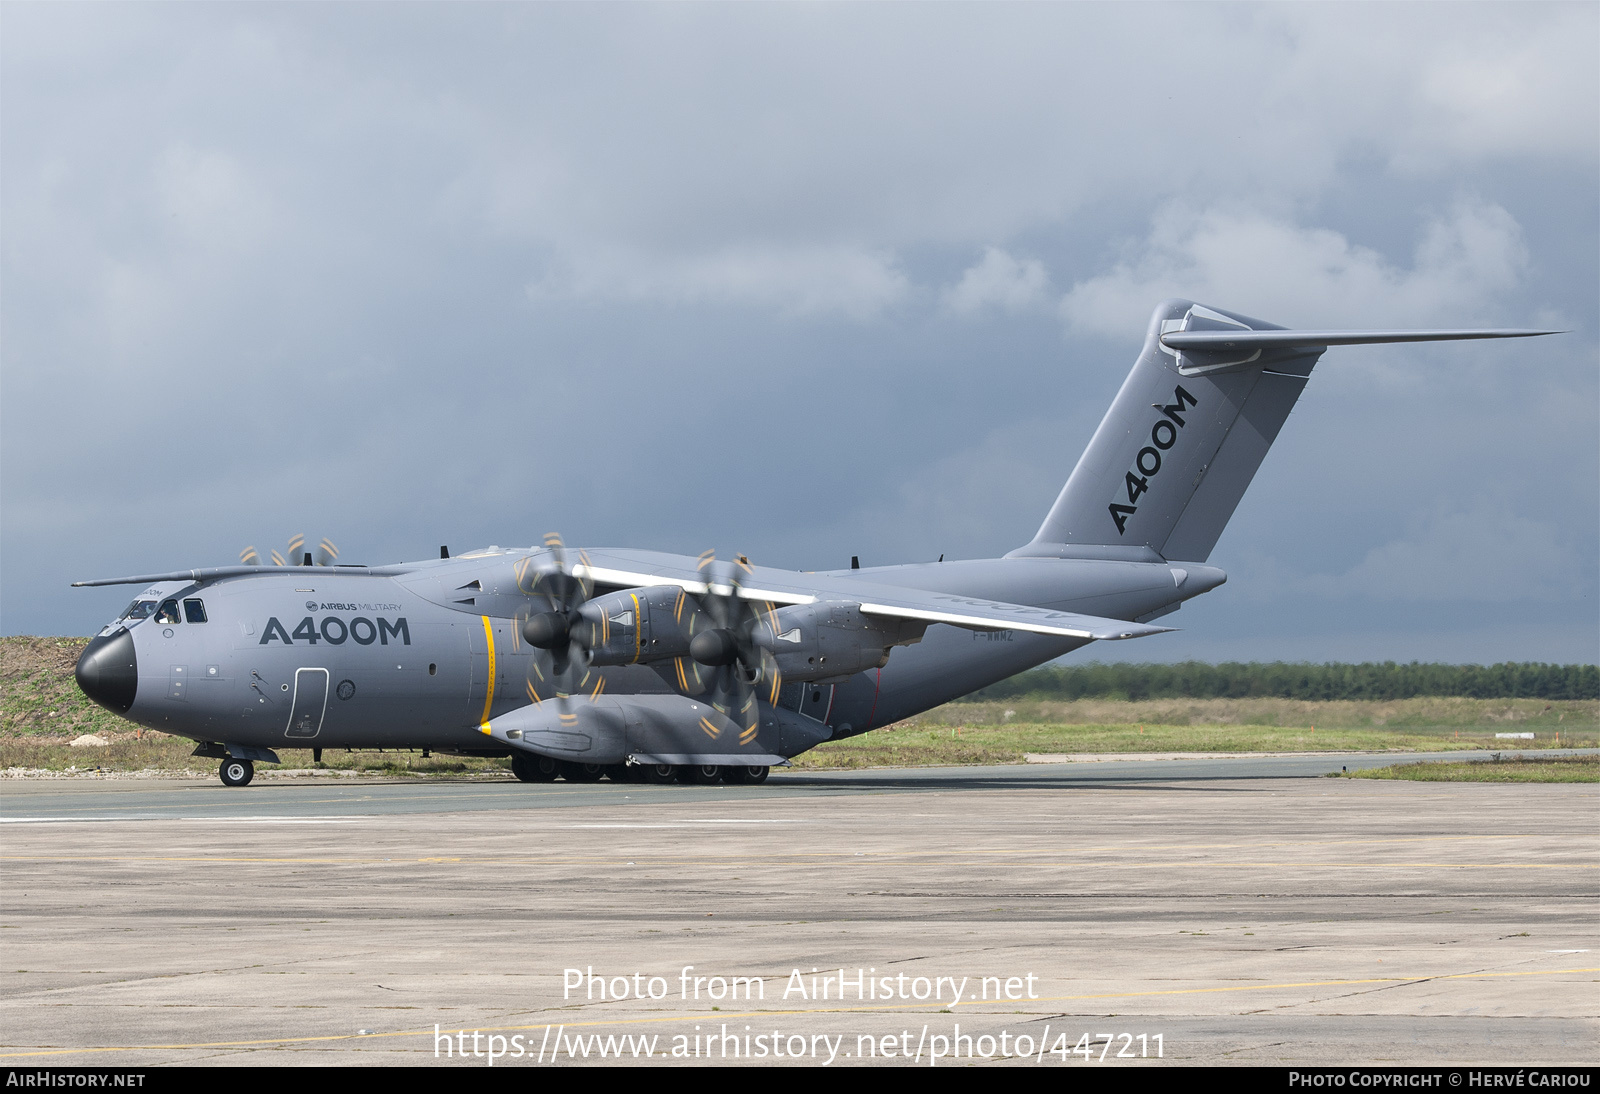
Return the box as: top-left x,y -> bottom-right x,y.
121,600 -> 157,621
154,599 -> 181,624
183,599 -> 208,624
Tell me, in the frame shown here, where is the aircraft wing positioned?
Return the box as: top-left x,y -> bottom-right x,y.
573,558 -> 1171,641
574,561 -> 817,606
850,594 -> 1172,640
71,564 -> 411,587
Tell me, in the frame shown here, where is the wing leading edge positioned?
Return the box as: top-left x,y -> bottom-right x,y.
574,562 -> 1172,641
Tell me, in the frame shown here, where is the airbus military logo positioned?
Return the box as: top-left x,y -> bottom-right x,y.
306,600 -> 318,611
1109,384 -> 1198,535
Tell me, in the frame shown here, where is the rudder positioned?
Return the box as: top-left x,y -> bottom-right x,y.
1012,300 -> 1554,563
1013,299 -> 1319,563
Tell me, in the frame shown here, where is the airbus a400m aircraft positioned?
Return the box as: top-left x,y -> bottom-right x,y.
72,300 -> 1553,786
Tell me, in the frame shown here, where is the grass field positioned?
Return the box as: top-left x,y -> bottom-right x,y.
4,636 -> 1595,776
787,714 -> 1595,769
3,636 -> 123,738
1337,755 -> 1598,783
926,695 -> 1596,731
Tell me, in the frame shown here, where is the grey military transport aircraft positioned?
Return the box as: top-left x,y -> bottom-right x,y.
72,300 -> 1554,786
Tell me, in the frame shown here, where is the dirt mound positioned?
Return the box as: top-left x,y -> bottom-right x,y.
1,636 -> 114,735
2,635 -> 90,682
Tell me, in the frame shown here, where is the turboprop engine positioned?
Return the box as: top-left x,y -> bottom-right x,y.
530,586 -> 926,685
758,601 -> 926,683
549,584 -> 698,667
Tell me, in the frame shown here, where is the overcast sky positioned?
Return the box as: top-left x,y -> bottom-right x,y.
3,3 -> 1596,664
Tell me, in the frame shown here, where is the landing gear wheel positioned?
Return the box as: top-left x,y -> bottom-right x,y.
724,764 -> 769,785
678,763 -> 723,785
511,752 -> 559,783
641,763 -> 677,784
219,758 -> 254,787
557,761 -> 605,783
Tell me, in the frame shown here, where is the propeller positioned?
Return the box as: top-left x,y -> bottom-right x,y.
517,533 -> 600,718
240,535 -> 339,567
684,551 -> 782,744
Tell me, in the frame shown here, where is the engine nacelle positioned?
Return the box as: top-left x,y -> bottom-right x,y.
758,602 -> 926,683
581,585 -> 699,666
578,589 -> 925,682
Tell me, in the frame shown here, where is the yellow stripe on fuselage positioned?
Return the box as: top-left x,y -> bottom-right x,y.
478,615 -> 496,731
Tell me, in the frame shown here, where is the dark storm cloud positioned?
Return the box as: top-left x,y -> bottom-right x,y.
2,3 -> 1594,663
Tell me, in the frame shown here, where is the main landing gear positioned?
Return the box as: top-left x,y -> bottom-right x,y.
673,764 -> 771,785
673,763 -> 769,785
510,752 -> 560,783
219,758 -> 254,787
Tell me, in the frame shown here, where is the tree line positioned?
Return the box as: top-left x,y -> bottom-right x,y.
962,662 -> 1600,702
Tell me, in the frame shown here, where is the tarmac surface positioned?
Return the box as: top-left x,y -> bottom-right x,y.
1,753 -> 1595,1067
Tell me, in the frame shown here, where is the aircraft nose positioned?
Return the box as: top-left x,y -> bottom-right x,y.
76,628 -> 138,713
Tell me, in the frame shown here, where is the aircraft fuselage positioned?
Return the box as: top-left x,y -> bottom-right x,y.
77,547 -> 1220,759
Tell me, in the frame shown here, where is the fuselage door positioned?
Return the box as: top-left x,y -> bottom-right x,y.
285,667 -> 330,739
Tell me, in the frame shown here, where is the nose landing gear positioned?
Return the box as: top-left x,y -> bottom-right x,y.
219,758 -> 254,787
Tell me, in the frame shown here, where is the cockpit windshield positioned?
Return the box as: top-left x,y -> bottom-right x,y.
121,600 -> 158,621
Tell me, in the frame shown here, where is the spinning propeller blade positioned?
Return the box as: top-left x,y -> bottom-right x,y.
518,533 -> 600,717
239,535 -> 339,568
686,552 -> 781,743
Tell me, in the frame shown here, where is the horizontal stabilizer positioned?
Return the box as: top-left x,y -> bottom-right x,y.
1161,326 -> 1557,376
1022,300 -> 1564,563
1161,328 -> 1557,350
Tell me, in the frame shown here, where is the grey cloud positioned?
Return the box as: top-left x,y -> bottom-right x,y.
2,4 -> 1594,663
526,244 -> 912,320
1059,201 -> 1531,335
943,248 -> 1050,317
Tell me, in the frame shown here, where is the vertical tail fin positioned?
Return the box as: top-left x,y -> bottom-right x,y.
1011,299 -> 1554,563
